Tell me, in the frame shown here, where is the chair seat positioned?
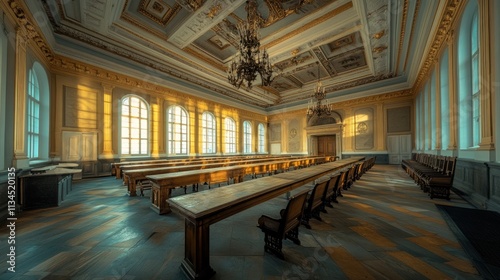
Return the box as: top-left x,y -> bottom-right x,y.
258,215 -> 280,233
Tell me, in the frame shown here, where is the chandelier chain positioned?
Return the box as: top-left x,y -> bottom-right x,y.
307,62 -> 332,117
227,0 -> 274,89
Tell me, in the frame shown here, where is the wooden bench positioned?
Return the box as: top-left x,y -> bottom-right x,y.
167,157 -> 364,280
401,154 -> 457,199
257,189 -> 310,260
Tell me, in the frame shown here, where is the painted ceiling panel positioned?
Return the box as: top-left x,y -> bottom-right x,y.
32,0 -> 438,112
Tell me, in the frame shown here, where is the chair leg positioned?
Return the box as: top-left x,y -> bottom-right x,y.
312,209 -> 322,221
302,214 -> 312,229
285,227 -> 301,245
263,233 -> 284,260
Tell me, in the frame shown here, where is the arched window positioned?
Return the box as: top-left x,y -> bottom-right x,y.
167,105 -> 189,155
243,121 -> 252,154
27,62 -> 49,161
225,117 -> 236,153
27,69 -> 40,159
258,123 -> 265,153
471,10 -> 480,146
121,96 -> 149,156
202,112 -> 216,154
457,0 -> 479,148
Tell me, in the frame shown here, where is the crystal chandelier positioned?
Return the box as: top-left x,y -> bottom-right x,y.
307,62 -> 332,117
227,0 -> 274,89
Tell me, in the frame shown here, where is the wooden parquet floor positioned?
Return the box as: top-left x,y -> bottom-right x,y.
0,165 -> 485,279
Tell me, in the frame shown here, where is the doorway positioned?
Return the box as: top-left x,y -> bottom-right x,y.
317,135 -> 336,156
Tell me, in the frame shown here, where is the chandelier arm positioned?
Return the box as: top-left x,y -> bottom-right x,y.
227,0 -> 274,90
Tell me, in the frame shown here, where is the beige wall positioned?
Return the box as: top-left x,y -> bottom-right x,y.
50,64 -> 268,162
268,91 -> 414,159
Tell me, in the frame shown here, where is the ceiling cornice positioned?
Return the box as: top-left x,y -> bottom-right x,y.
402,0 -> 421,73
394,0 -> 409,75
6,0 -> 55,64
263,1 -> 354,50
412,0 -> 464,93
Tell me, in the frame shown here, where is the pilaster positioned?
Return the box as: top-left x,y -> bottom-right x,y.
99,83 -> 114,158
12,26 -> 29,168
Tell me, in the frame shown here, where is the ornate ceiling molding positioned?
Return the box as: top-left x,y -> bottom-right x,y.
334,89 -> 413,108
263,1 -> 353,50
403,0 -> 421,72
413,0 -> 463,93
394,0 -> 409,75
7,0 -> 55,63
138,0 -> 182,27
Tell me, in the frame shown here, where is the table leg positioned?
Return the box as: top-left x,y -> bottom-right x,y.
181,218 -> 215,280
150,183 -> 172,214
127,178 -> 137,197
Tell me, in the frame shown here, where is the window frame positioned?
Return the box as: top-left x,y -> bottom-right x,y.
258,123 -> 265,153
201,112 -> 216,154
243,121 -> 252,154
225,117 -> 236,154
120,95 -> 150,157
167,105 -> 189,155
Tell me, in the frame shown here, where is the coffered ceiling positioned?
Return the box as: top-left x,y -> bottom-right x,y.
28,0 -> 442,113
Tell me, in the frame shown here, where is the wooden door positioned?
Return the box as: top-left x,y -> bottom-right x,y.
317,136 -> 336,156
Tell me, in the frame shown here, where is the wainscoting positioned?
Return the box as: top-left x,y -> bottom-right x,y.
342,153 -> 389,164
453,159 -> 500,212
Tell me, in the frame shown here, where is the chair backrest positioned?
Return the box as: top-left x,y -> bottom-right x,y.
306,179 -> 329,212
324,174 -> 340,199
281,189 -> 309,234
337,171 -> 347,190
445,157 -> 457,177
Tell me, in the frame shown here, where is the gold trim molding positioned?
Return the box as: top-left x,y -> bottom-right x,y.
263,2 -> 353,50
413,0 -> 464,93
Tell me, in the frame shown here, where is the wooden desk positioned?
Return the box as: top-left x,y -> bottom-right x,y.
146,156 -> 331,214
19,167 -> 82,210
167,157 -> 363,280
122,156 -> 309,195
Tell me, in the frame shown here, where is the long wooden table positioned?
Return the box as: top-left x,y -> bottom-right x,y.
167,157 -> 364,280
113,155 -> 278,179
122,156 -> 318,196
146,156 -> 332,214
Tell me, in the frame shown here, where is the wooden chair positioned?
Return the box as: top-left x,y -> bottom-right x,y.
322,174 -> 341,211
301,179 -> 330,229
425,157 -> 457,200
335,171 -> 347,198
257,189 -> 310,260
